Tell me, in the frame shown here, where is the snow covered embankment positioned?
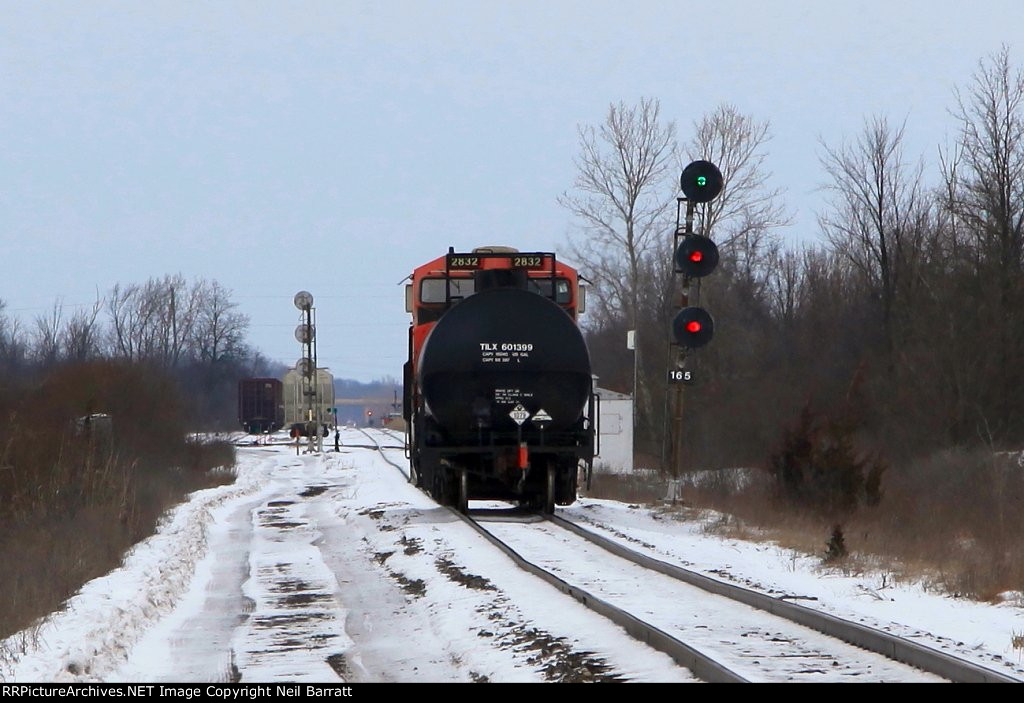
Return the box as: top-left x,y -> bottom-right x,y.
0,450 -> 276,682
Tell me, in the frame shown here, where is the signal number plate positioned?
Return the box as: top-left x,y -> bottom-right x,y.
668,370 -> 694,384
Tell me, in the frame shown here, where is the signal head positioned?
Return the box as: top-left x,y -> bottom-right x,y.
674,234 -> 719,278
672,307 -> 715,349
680,160 -> 723,202
294,290 -> 314,311
294,324 -> 315,344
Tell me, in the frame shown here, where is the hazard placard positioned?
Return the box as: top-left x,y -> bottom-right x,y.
509,404 -> 530,425
531,408 -> 553,425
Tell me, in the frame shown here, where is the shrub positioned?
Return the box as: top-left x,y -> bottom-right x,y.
824,524 -> 848,562
0,360 -> 235,638
767,404 -> 886,516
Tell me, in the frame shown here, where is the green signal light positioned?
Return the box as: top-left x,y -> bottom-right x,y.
680,160 -> 722,202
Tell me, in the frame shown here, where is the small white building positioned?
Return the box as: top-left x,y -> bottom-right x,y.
594,386 -> 634,473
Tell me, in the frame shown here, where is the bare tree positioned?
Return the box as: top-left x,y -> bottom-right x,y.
0,300 -> 27,373
193,281 -> 249,363
108,282 -> 148,362
681,105 -> 791,398
765,246 -> 807,329
819,115 -> 930,354
559,97 -> 678,327
688,104 -> 790,273
61,296 -> 104,361
32,301 -> 63,366
107,275 -> 205,368
942,46 -> 1024,273
158,274 -> 203,368
559,98 -> 678,431
940,46 -> 1024,437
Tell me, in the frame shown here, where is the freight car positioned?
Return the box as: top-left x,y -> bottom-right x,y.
282,367 -> 336,428
403,246 -> 597,513
238,378 -> 285,434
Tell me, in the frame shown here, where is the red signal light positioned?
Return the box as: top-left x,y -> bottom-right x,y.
672,307 -> 714,348
674,234 -> 718,278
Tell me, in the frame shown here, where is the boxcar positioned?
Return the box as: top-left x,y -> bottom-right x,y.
238,378 -> 285,434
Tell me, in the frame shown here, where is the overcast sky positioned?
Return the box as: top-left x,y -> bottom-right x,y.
2,1 -> 1020,382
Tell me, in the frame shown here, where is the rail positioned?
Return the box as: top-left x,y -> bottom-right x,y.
355,427 -> 1020,683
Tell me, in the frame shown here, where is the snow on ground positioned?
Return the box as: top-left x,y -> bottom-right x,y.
319,438 -> 694,682
2,428 -> 1022,682
1,431 -> 693,683
0,445 -> 280,682
561,498 -> 1024,679
481,519 -> 942,682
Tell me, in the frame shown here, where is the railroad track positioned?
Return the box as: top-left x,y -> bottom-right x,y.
349,427 -> 407,458
353,427 -> 1018,683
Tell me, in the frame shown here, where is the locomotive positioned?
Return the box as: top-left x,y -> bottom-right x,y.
403,246 -> 598,512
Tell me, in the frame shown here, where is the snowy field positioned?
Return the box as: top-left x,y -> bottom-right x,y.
1,428 -> 1022,682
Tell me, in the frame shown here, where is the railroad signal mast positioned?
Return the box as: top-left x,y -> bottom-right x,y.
294,290 -> 322,453
666,160 -> 723,486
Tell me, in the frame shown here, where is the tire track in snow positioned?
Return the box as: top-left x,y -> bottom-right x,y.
231,454 -> 353,682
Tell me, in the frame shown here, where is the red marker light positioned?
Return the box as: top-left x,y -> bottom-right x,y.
689,251 -> 703,263
686,321 -> 702,333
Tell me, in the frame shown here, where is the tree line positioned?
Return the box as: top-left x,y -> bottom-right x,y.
564,47 -> 1024,474
0,274 -> 274,427
0,275 -> 256,637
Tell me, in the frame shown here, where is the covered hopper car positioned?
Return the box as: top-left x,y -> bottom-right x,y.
403,246 -> 598,512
